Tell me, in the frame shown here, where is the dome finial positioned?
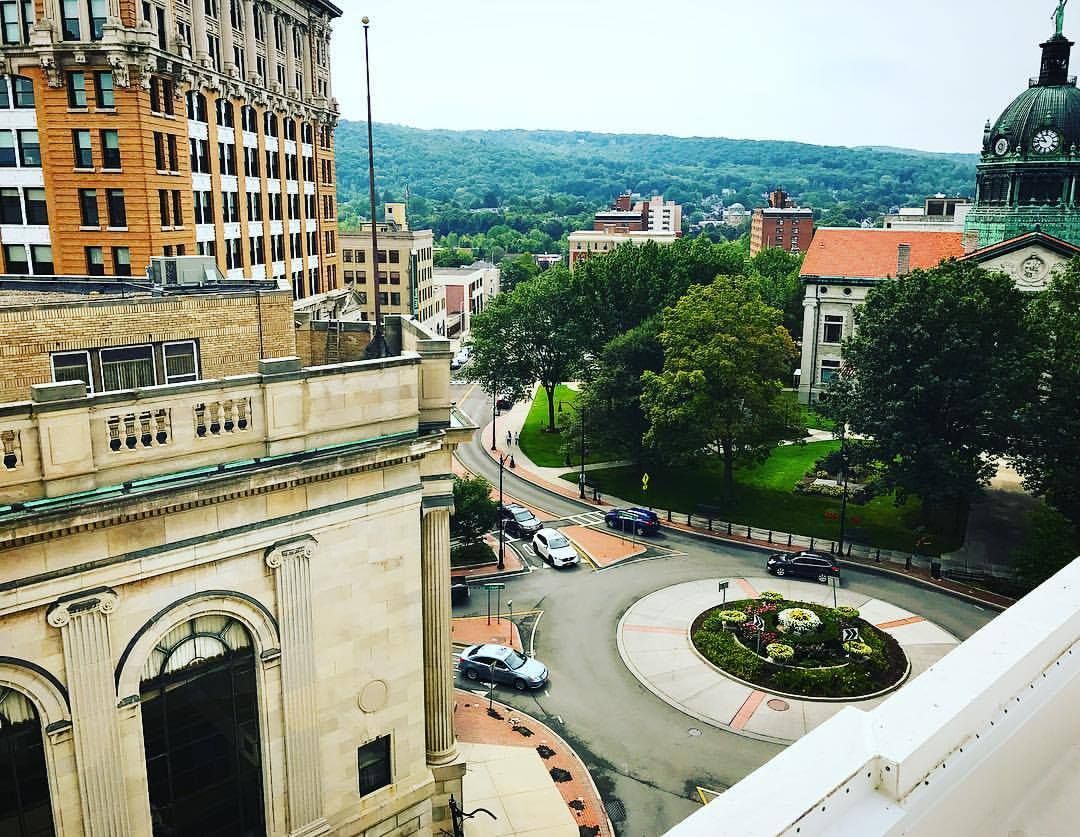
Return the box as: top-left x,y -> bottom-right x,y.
1054,1 -> 1069,37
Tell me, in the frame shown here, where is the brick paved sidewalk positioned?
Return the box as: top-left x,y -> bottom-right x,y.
562,525 -> 645,568
455,690 -> 613,837
451,616 -> 523,651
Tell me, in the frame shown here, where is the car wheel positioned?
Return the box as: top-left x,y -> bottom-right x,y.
514,678 -> 527,691
465,668 -> 479,681
606,518 -> 614,529
775,566 -> 786,577
818,573 -> 829,584
533,543 -> 539,555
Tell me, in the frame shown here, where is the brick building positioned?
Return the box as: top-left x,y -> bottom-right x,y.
750,189 -> 815,255
0,277 -> 471,836
0,0 -> 342,299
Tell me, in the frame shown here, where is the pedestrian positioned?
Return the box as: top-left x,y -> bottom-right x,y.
506,430 -> 512,446
513,431 -> 519,446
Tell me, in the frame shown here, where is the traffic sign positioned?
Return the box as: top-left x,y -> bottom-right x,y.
484,583 -> 506,590
841,627 -> 860,642
717,581 -> 729,591
642,472 -> 650,491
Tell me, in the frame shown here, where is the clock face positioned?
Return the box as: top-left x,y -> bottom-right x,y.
994,137 -> 1010,156
1033,129 -> 1060,154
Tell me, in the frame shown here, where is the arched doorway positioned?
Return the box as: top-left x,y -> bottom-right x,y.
139,615 -> 265,836
0,686 -> 54,836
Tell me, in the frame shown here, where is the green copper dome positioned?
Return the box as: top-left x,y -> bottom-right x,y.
985,82 -> 1080,158
966,31 -> 1080,249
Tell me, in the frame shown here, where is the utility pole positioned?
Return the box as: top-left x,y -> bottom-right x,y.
361,17 -> 389,358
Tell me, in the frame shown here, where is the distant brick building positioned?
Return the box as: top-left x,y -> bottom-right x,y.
750,190 -> 815,255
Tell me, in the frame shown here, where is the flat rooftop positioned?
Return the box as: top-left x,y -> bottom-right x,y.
0,277 -> 283,308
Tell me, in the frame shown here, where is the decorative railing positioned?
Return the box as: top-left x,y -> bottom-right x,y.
105,409 -> 171,452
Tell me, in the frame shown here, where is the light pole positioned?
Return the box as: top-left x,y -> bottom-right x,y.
497,452 -> 509,570
560,399 -> 587,499
837,422 -> 849,557
490,377 -> 498,451
361,16 -> 389,358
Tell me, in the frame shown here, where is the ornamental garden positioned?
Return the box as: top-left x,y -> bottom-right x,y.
691,593 -> 909,699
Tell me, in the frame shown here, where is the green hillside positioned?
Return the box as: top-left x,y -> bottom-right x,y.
334,122 -> 979,252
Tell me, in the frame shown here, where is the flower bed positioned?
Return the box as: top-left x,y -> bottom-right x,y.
690,597 -> 908,699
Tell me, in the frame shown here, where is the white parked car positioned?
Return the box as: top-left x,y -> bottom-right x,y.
451,346 -> 472,369
532,528 -> 580,568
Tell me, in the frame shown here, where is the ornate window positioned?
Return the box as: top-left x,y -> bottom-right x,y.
0,687 -> 55,836
140,615 -> 265,836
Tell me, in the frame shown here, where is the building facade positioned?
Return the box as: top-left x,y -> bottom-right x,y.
0,279 -> 470,836
883,195 -> 972,232
0,0 -> 341,299
749,189 -> 814,255
433,262 -> 500,341
568,228 -> 678,268
591,192 -> 682,233
341,204 -> 437,327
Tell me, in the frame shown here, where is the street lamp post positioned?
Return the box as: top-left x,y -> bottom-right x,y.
560,400 -> 587,499
497,452 -> 509,570
837,421 -> 849,557
490,378 -> 498,451
361,17 -> 389,358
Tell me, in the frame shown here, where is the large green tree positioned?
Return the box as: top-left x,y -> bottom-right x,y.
451,475 -> 497,545
822,260 -> 1029,529
467,267 -> 586,431
641,277 -> 801,485
1010,259 -> 1080,525
497,253 -> 539,293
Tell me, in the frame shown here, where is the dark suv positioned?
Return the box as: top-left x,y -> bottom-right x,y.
497,503 -> 542,537
766,550 -> 840,583
604,508 -> 660,535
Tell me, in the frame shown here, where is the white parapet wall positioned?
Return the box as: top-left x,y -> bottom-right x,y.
665,559 -> 1080,837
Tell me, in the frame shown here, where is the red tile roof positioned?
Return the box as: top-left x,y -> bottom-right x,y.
800,229 -> 965,279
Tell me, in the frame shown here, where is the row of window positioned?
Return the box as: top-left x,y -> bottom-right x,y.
343,249 -> 411,264
342,270 -> 405,285
189,136 -> 314,183
0,73 -> 33,108
0,129 -> 39,167
72,128 -> 121,169
186,91 -> 315,145
53,340 -> 198,393
190,189 -> 316,225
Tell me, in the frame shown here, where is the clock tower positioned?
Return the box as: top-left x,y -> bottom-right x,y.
965,22 -> 1080,248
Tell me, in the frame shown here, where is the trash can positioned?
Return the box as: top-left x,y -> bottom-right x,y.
930,560 -> 942,580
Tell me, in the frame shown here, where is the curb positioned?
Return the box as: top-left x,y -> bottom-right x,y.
456,689 -> 615,837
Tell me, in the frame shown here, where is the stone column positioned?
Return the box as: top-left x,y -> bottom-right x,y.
798,295 -> 819,404
266,6 -> 282,92
220,0 -> 237,75
284,18 -> 298,97
266,537 -> 329,836
300,24 -> 314,99
48,589 -> 131,836
421,503 -> 456,764
192,0 -> 210,63
243,0 -> 258,83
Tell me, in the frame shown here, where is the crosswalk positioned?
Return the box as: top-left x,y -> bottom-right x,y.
565,510 -> 606,526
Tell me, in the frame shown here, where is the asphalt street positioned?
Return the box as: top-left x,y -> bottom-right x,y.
450,381 -> 997,836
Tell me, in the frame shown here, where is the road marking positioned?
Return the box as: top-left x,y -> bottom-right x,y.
875,615 -> 925,629
459,382 -> 477,402
528,610 -> 544,657
730,690 -> 767,730
696,787 -> 724,805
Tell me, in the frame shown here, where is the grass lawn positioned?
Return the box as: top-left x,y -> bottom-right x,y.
565,440 -> 961,554
518,385 -> 618,467
781,390 -> 835,432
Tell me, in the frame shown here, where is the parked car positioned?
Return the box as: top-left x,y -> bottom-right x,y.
495,394 -> 514,411
451,347 -> 472,369
451,582 -> 470,605
604,508 -> 660,536
532,528 -> 580,567
497,503 -> 543,538
766,550 -> 841,583
458,643 -> 549,690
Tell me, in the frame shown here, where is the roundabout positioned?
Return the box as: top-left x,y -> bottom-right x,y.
617,577 -> 960,744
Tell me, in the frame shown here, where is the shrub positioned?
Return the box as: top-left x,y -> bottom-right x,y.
834,606 -> 860,620
759,591 -> 784,602
843,641 -> 873,657
778,608 -> 822,635
766,643 -> 794,662
716,610 -> 747,625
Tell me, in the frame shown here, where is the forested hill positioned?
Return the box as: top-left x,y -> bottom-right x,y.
333,122 -> 979,247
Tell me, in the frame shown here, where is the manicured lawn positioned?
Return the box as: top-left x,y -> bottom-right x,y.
565,440 -> 961,553
518,385 -> 617,467
782,390 -> 835,432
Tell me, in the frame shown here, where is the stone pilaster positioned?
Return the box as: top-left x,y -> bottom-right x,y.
299,24 -> 313,99
284,17 -> 298,97
421,503 -> 456,764
266,537 -> 329,837
220,0 -> 237,75
48,589 -> 130,837
243,0 -> 259,83
192,0 -> 209,63
799,295 -> 819,403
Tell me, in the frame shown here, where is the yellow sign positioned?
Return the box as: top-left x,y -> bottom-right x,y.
642,472 -> 650,491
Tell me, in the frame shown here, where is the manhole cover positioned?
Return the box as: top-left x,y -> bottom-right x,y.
688,727 -> 702,737
604,798 -> 626,822
767,698 -> 790,711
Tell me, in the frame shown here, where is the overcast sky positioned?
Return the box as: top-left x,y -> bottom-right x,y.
330,1 -> 1060,153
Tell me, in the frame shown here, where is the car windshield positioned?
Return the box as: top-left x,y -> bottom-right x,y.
505,650 -> 528,670
547,534 -> 570,548
513,510 -> 533,521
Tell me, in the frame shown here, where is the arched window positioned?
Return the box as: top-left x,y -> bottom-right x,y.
140,615 -> 264,836
264,110 -> 277,138
185,89 -> 207,123
240,105 -> 257,133
0,686 -> 54,836
215,96 -> 234,128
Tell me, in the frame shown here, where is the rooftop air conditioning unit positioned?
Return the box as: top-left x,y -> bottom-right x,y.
149,255 -> 225,287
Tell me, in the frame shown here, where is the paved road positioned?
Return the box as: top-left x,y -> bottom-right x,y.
450,382 -> 997,836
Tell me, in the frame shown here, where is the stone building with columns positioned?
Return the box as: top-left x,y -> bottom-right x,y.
0,0 -> 341,298
0,281 -> 471,836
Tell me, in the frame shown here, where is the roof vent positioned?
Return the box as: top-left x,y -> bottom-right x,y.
897,244 -> 912,277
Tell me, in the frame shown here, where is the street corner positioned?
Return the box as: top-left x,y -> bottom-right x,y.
562,524 -> 647,568
452,615 -> 524,652
454,691 -> 614,837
